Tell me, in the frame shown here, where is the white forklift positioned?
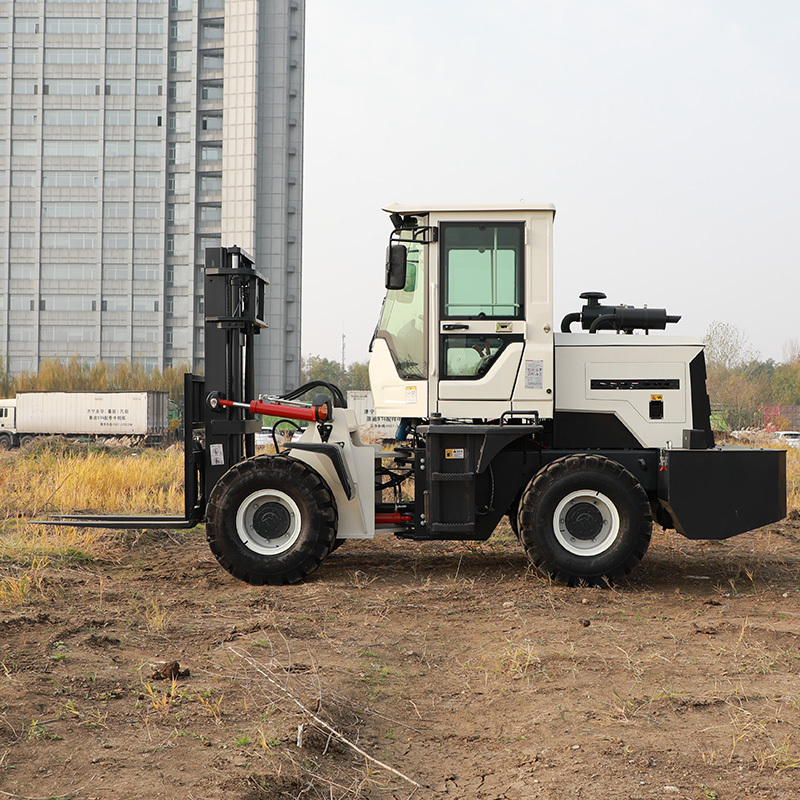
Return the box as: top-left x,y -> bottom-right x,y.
52,206 -> 786,586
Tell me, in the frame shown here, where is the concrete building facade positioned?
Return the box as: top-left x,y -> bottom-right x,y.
0,0 -> 303,392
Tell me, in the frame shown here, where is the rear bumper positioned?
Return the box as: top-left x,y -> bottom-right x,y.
658,446 -> 786,540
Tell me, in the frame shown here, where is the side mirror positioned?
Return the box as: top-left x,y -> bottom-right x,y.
385,244 -> 407,290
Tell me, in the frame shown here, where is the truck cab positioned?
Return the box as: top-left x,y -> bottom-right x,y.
0,399 -> 17,449
370,204 -> 555,421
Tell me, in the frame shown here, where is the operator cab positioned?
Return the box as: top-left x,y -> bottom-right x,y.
369,204 -> 556,421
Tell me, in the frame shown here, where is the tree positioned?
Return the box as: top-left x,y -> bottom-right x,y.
703,322 -> 764,430
300,355 -> 370,395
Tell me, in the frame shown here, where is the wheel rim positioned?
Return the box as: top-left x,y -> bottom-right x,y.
552,490 -> 620,556
235,489 -> 302,555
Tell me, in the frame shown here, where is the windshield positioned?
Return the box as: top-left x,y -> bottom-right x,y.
372,242 -> 427,380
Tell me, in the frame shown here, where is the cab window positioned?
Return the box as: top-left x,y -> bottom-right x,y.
441,222 -> 523,319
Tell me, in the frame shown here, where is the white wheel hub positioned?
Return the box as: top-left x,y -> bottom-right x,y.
553,490 -> 620,556
235,489 -> 302,555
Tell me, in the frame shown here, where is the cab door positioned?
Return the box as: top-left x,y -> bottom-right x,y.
435,222 -> 526,418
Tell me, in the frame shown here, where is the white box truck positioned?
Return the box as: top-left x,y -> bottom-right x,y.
0,391 -> 169,449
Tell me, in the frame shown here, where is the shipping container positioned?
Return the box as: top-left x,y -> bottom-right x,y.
0,391 -> 169,448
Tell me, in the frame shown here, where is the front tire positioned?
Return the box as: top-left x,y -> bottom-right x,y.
206,455 -> 337,586
519,454 -> 652,586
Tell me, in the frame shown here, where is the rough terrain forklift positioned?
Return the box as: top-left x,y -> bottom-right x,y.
53,204 -> 786,586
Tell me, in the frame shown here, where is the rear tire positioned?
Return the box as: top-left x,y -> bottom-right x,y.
206,455 -> 337,586
519,454 -> 652,586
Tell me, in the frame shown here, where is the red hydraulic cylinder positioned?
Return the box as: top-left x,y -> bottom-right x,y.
213,396 -> 328,422
375,512 -> 413,525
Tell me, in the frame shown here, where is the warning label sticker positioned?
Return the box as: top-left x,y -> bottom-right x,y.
445,448 -> 465,460
524,359 -> 544,390
405,385 -> 418,404
209,443 -> 225,466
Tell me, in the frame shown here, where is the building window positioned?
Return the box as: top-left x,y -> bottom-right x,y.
198,205 -> 221,224
107,18 -> 133,34
14,49 -> 39,64
201,22 -> 224,41
14,19 -> 39,34
135,141 -> 161,158
199,174 -> 222,193
104,202 -> 130,219
137,49 -> 163,65
168,81 -> 192,103
133,297 -> 159,312
201,83 -> 223,101
169,20 -> 191,41
105,141 -> 132,157
42,264 -> 98,280
43,141 -> 100,158
12,110 -> 39,126
44,79 -> 99,95
12,172 -> 38,187
103,233 -> 130,250
200,144 -> 222,162
12,79 -> 39,95
106,109 -> 132,126
137,18 -> 164,35
44,109 -> 100,126
201,53 -> 224,70
167,142 -> 190,165
106,48 -> 132,65
102,326 -> 128,342
46,18 -> 101,35
45,49 -> 100,65
136,79 -> 162,96
169,51 -> 191,72
40,295 -> 96,312
11,202 -> 38,218
103,264 -> 128,280
201,114 -> 223,131
104,172 -> 131,188
135,172 -> 162,188
42,202 -> 98,218
135,202 -> 160,219
134,264 -> 161,281
105,79 -> 131,96
102,296 -> 128,312
11,233 -> 38,249
135,110 -> 162,127
168,111 -> 190,133
134,233 -> 161,250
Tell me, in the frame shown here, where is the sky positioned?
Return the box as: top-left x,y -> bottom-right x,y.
301,0 -> 800,366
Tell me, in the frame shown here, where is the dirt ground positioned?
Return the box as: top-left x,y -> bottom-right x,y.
2,517 -> 800,800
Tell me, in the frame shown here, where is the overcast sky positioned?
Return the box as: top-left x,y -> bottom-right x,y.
301,0 -> 800,366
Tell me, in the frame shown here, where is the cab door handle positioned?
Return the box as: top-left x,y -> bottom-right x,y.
442,323 -> 469,331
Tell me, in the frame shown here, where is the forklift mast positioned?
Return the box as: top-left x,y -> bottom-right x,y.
50,245 -> 267,530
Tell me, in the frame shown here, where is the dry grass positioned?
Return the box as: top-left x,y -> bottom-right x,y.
0,446 -> 184,519
0,446 -> 184,607
786,445 -> 800,511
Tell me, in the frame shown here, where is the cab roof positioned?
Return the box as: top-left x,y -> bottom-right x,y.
383,202 -> 556,216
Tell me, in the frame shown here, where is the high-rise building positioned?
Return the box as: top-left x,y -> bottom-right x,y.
0,0 -> 303,392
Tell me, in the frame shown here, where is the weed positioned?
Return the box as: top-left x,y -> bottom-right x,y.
142,598 -> 170,632
25,719 -> 61,742
0,557 -> 48,608
756,735 -> 800,771
197,690 -> 225,723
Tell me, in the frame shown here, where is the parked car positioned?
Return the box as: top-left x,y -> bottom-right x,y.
774,431 -> 800,448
